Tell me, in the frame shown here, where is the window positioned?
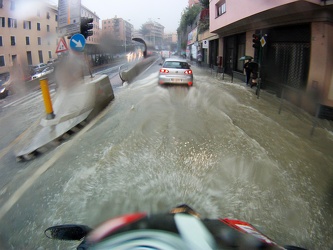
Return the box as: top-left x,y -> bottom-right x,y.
23,20 -> 31,29
163,61 -> 190,69
10,0 -> 15,10
27,51 -> 32,65
47,25 -> 50,32
8,18 -> 17,28
10,36 -> 15,45
216,0 -> 226,17
46,12 -> 50,19
55,15 -> 58,21
38,50 -> 43,63
0,55 -> 5,67
0,17 -> 4,27
37,23 -> 41,31
38,37 -> 41,45
0,36 -> 2,46
48,51 -> 52,58
0,0 -> 3,8
26,36 -> 30,45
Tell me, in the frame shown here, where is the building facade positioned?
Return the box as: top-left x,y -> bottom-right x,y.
0,0 -> 58,75
142,20 -> 164,49
164,32 -> 178,44
208,0 -> 333,117
102,16 -> 134,51
164,32 -> 178,51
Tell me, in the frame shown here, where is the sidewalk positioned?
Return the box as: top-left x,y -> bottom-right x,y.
190,62 -> 333,136
191,63 -> 249,88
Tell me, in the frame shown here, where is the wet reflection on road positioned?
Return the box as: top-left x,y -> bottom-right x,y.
3,67 -> 333,249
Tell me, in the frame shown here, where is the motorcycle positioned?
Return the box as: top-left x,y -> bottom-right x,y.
45,204 -> 306,249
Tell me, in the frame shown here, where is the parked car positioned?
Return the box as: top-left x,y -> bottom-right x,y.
47,58 -> 58,66
158,58 -> 193,87
0,72 -> 10,99
31,67 -> 54,80
32,63 -> 48,72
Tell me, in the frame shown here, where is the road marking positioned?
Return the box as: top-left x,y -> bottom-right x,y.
3,92 -> 39,108
22,91 -> 56,107
3,89 -> 55,108
0,101 -> 113,221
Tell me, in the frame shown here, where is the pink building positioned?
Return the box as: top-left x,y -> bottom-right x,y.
207,0 -> 333,117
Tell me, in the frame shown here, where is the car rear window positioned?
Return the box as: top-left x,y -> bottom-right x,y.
163,61 -> 190,69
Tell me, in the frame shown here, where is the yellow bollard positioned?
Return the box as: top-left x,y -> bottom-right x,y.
40,78 -> 55,119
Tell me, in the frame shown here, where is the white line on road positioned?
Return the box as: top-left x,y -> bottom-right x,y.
3,89 -> 55,108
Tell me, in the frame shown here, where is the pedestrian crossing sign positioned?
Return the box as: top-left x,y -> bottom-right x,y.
56,38 -> 69,53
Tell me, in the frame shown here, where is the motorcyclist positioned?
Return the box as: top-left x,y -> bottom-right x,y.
45,204 -> 307,250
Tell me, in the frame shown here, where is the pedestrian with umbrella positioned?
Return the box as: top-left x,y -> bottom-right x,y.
242,57 -> 253,85
239,56 -> 253,85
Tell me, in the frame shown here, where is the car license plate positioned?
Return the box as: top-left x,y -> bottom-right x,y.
171,79 -> 182,83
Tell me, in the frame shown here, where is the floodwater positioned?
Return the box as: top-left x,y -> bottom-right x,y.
2,65 -> 333,249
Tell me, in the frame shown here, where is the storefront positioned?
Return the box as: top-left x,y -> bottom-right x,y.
187,28 -> 198,60
223,34 -> 246,74
209,1 -> 333,118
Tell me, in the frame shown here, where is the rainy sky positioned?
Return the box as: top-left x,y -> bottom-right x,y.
46,0 -> 189,33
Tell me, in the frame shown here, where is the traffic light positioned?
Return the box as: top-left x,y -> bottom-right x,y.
80,17 -> 94,39
252,33 -> 260,49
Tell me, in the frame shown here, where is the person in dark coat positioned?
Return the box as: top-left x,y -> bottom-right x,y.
243,59 -> 252,85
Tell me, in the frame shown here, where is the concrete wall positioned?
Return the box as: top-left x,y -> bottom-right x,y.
119,56 -> 158,83
245,31 -> 255,58
308,22 -> 333,107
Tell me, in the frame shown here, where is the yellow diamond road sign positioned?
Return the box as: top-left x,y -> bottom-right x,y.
260,37 -> 266,47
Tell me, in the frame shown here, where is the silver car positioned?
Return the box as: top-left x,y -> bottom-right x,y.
31,67 -> 54,80
158,58 -> 193,86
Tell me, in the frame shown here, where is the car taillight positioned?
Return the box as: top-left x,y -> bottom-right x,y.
160,69 -> 169,73
184,70 -> 192,75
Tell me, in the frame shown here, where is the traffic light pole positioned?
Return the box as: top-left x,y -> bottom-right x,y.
80,17 -> 94,78
80,17 -> 94,39
252,32 -> 263,99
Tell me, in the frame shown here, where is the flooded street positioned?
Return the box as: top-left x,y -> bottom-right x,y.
1,65 -> 333,249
